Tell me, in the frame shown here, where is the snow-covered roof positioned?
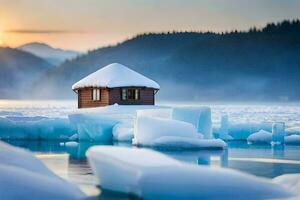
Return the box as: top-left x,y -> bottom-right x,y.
72,63 -> 160,90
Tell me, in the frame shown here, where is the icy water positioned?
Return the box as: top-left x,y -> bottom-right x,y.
3,140 -> 300,198
1,100 -> 300,198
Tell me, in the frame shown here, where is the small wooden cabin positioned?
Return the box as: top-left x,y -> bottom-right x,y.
72,63 -> 160,108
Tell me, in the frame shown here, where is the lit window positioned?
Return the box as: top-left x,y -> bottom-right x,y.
135,89 -> 140,100
122,89 -> 127,100
92,88 -> 100,101
121,88 -> 140,100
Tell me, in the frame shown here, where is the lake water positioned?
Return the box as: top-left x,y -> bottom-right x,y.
1,100 -> 300,198
3,140 -> 300,198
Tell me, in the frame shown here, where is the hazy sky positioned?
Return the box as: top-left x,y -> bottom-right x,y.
0,0 -> 299,51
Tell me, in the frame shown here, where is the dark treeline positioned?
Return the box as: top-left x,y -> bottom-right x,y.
1,19 -> 299,101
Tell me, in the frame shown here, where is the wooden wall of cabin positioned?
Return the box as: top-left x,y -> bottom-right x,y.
77,87 -> 156,108
109,87 -> 155,105
77,87 -> 109,108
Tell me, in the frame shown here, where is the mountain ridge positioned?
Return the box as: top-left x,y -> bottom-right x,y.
11,20 -> 300,101
0,47 -> 53,98
18,42 -> 81,66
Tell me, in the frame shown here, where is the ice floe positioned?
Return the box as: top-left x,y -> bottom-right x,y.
133,116 -> 225,149
0,141 -> 84,200
247,130 -> 272,144
87,146 -> 294,200
0,116 -> 76,140
172,107 -> 212,138
112,122 -> 133,142
273,174 -> 300,195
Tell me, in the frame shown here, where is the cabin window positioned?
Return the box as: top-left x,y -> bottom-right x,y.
122,89 -> 127,100
92,88 -> 101,101
121,88 -> 140,100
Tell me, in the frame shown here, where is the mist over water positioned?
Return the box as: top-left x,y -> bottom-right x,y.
1,100 -> 299,129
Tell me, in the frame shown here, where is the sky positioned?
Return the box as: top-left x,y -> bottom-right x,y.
0,0 -> 300,51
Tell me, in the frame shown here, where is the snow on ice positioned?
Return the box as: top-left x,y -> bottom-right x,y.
133,116 -> 225,149
87,146 -> 295,200
112,122 -> 133,142
0,141 -> 84,200
247,130 -> 272,144
172,107 -> 212,139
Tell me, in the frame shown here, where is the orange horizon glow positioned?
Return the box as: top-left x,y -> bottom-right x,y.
0,0 -> 299,51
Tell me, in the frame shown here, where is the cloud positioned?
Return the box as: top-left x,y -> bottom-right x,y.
5,29 -> 85,34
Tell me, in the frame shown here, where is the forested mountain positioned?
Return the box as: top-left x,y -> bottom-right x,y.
0,47 -> 53,98
27,20 -> 300,101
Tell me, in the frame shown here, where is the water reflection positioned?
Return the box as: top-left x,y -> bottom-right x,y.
3,139 -> 300,180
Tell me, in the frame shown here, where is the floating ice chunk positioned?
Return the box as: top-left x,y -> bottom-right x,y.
69,114 -> 119,141
87,146 -> 292,200
37,118 -> 76,140
0,117 -> 75,140
285,127 -> 300,135
0,140 -> 53,176
247,130 -> 272,144
273,174 -> 300,195
228,123 -> 272,140
0,141 -> 84,200
172,107 -> 212,138
133,116 -> 224,149
272,122 -> 285,144
112,123 -> 133,142
284,135 -> 300,145
65,141 -> 79,147
134,116 -> 198,145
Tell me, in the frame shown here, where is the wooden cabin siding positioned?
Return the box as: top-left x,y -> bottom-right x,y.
109,87 -> 155,105
78,87 -> 109,108
77,87 -> 155,108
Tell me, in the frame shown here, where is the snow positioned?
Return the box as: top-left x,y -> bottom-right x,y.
134,116 -> 198,145
272,122 -> 285,144
0,141 -> 84,200
133,116 -> 225,149
87,146 -> 293,199
285,135 -> 300,145
136,108 -> 172,119
247,130 -> 272,144
247,130 -> 300,145
112,123 -> 133,142
273,174 -> 300,195
172,107 -> 212,138
0,116 -> 76,140
72,63 -> 160,90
